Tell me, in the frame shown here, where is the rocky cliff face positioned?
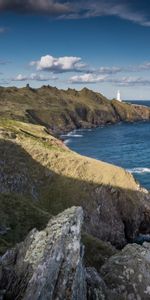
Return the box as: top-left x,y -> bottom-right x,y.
0,207 -> 86,300
1,206 -> 150,300
0,86 -> 150,135
0,119 -> 150,254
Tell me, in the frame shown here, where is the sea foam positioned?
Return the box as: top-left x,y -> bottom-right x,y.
61,131 -> 83,138
64,139 -> 71,145
127,167 -> 150,174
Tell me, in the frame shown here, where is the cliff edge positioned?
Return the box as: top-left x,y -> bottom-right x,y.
0,119 -> 150,254
0,86 -> 150,135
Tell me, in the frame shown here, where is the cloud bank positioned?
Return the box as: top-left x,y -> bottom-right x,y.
110,76 -> 150,87
12,73 -> 56,82
0,1 -> 150,26
3,51 -> 150,88
69,73 -> 150,87
0,0 -> 71,16
70,73 -> 107,84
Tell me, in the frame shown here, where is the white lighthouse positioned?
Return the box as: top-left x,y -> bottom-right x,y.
117,90 -> 121,102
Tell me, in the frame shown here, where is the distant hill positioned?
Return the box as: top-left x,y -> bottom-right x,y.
0,85 -> 150,135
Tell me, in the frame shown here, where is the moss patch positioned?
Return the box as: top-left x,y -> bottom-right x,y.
0,193 -> 50,254
82,233 -> 117,271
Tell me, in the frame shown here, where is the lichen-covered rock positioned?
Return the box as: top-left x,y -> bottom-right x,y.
0,206 -> 87,300
101,242 -> 150,300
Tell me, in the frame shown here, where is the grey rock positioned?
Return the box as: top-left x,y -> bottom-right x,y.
86,267 -> 110,300
0,206 -> 87,300
2,206 -> 150,300
101,242 -> 150,300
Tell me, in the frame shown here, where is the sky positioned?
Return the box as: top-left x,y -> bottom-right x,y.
1,1 -> 150,99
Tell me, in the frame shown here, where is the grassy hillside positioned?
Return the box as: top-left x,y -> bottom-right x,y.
0,85 -> 150,135
0,194 -> 50,255
0,118 -> 150,253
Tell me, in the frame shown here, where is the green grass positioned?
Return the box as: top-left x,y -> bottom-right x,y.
2,85 -> 147,134
82,233 -> 117,271
0,193 -> 50,254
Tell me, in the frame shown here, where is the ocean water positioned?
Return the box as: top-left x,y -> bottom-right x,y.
62,101 -> 150,190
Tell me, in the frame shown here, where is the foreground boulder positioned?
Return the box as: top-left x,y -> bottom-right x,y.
1,206 -> 150,300
101,242 -> 150,300
0,207 -> 86,300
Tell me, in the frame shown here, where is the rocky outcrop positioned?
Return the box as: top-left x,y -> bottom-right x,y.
100,242 -> 150,300
1,206 -> 150,300
0,207 -> 87,300
112,100 -> 150,122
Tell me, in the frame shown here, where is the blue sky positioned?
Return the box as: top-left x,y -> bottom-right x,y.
1,1 -> 150,99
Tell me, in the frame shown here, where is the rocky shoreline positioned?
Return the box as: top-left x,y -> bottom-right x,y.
0,87 -> 150,298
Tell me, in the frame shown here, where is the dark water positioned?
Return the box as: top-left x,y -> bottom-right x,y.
62,101 -> 150,190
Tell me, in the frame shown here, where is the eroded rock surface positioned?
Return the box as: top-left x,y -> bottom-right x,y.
101,242 -> 150,300
1,206 -> 150,300
0,206 -> 86,300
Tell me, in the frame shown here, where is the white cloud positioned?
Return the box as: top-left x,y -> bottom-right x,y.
14,74 -> 27,81
30,73 -> 51,81
70,73 -> 150,87
97,66 -> 122,74
30,54 -> 86,73
12,73 -> 57,82
139,62 -> 150,71
70,73 -> 107,84
110,76 -> 150,87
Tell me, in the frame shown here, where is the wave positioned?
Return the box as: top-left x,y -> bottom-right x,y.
64,139 -> 71,145
127,167 -> 150,174
61,131 -> 83,138
69,134 -> 83,137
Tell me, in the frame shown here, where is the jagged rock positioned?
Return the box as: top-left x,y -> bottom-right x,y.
1,205 -> 150,300
0,207 -> 87,300
86,267 -> 110,299
101,242 -> 150,300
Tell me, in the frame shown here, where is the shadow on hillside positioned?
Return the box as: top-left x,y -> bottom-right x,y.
0,139 -> 150,252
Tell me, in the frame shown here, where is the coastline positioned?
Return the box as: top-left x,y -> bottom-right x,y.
61,119 -> 150,191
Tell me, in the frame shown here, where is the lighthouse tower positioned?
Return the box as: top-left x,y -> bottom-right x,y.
117,90 -> 121,102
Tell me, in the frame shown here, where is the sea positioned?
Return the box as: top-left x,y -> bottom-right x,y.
62,101 -> 150,190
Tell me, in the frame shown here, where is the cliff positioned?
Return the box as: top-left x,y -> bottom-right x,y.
1,85 -> 150,298
0,118 -> 150,255
0,86 -> 150,135
0,207 -> 86,300
1,206 -> 150,300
